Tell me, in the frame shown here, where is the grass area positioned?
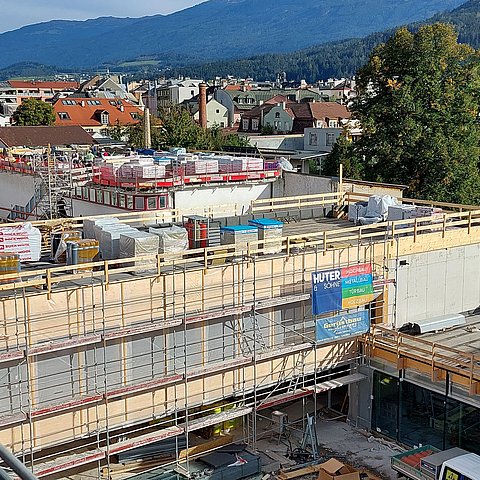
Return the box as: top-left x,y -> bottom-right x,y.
118,60 -> 160,67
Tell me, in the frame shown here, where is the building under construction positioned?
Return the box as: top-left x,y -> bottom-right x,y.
0,182 -> 480,478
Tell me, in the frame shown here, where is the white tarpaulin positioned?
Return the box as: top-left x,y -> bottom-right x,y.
0,223 -> 42,261
149,225 -> 188,254
99,225 -> 137,260
358,195 -> 399,225
120,231 -> 159,269
83,217 -> 120,239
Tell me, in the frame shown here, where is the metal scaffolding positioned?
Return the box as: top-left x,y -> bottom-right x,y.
0,193 -> 478,477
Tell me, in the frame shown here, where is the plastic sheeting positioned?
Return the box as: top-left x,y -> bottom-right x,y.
149,225 -> 188,254
358,195 -> 399,225
348,202 -> 368,222
120,231 -> 159,271
278,157 -> 295,172
99,225 -> 137,260
0,223 -> 42,262
83,217 -> 120,240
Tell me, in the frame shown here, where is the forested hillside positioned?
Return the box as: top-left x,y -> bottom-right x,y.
176,0 -> 480,82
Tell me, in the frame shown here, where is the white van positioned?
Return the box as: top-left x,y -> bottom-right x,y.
439,453 -> 480,480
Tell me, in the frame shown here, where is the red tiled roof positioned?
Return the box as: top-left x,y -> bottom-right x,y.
309,102 -> 350,120
0,126 -> 96,148
264,94 -> 292,105
225,85 -> 252,91
288,103 -> 312,119
53,97 -> 142,127
8,80 -> 79,90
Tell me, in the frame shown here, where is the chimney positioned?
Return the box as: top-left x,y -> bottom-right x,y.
199,83 -> 207,129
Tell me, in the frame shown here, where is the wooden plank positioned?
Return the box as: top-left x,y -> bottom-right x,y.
277,463 -> 325,480
178,434 -> 233,459
264,450 -> 296,467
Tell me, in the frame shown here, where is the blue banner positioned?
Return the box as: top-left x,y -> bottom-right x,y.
316,310 -> 370,344
312,268 -> 342,315
312,264 -> 374,314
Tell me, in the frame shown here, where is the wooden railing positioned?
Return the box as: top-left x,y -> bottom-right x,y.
2,207 -> 480,295
251,191 -> 344,213
345,191 -> 479,212
2,203 -> 243,230
365,325 -> 480,384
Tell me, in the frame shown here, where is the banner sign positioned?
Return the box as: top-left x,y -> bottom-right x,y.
312,263 -> 374,315
316,310 -> 370,343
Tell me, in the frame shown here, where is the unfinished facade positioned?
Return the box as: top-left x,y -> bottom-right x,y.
0,191 -> 480,477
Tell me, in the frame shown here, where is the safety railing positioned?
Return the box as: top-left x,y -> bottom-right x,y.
251,191 -> 344,213
365,325 -> 480,384
1,207 -> 480,294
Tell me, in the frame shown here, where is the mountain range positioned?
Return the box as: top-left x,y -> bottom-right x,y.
0,0 -> 467,69
176,0 -> 480,82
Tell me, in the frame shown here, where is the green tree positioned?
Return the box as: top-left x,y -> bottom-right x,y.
323,134 -> 363,178
341,23 -> 480,203
12,98 -> 56,126
157,104 -> 206,150
109,105 -> 249,151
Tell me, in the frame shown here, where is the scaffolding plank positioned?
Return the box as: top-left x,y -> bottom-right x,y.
0,412 -> 26,428
186,357 -> 252,379
34,449 -> 105,478
313,373 -> 367,393
257,343 -> 313,362
109,426 -> 183,455
257,388 -> 314,411
185,406 -> 253,431
107,374 -> 183,400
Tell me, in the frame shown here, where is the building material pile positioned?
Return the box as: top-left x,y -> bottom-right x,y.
0,223 -> 42,261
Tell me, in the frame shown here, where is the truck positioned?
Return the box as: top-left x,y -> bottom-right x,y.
391,445 -> 480,480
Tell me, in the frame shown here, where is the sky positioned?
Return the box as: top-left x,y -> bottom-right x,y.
0,0 -> 207,33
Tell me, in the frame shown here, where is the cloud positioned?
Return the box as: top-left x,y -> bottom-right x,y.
0,0 -> 207,32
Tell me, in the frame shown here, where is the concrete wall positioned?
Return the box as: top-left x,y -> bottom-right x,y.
273,172 -> 404,201
273,172 -> 336,198
248,135 -> 304,151
0,171 -> 36,219
390,243 -> 480,327
304,127 -> 342,152
174,183 -> 272,215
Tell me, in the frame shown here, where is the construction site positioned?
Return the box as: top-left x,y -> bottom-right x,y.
0,178 -> 480,480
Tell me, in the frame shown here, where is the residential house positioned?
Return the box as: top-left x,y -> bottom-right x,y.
180,86 -> 229,128
53,97 -> 142,136
157,79 -> 204,108
130,82 -> 157,113
238,96 -> 294,133
314,78 -> 356,104
291,102 -> 350,133
215,86 -> 324,128
0,80 -> 79,116
75,75 -> 138,104
302,103 -> 352,152
192,98 -> 228,128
